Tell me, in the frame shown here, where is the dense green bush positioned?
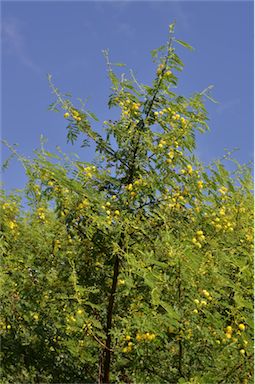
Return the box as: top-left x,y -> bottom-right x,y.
1,24 -> 253,383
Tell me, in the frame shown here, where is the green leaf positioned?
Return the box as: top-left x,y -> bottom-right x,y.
109,71 -> 119,89
112,62 -> 126,67
175,39 -> 194,51
160,301 -> 180,321
169,22 -> 176,34
86,111 -> 99,121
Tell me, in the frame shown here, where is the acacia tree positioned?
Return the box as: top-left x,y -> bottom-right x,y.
1,24 -> 253,383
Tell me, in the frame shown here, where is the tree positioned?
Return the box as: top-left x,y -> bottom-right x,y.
1,23 -> 253,384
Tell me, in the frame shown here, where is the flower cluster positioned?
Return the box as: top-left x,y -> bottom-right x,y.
6,220 -> 18,231
192,230 -> 206,248
121,332 -> 156,353
210,210 -> 234,232
218,186 -> 228,195
101,201 -> 120,224
120,100 -> 141,118
83,165 -> 96,179
136,332 -> 156,342
77,199 -> 90,210
37,207 -> 46,222
167,190 -> 186,210
124,179 -> 147,199
122,341 -> 133,353
64,108 -> 82,122
224,323 -> 247,353
193,289 -> 213,314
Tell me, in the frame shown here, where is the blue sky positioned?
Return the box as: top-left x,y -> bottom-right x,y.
2,1 -> 253,191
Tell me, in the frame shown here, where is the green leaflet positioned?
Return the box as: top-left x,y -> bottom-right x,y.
175,38 -> 194,51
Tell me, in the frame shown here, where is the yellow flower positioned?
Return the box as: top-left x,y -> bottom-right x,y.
147,333 -> 156,341
37,208 -> 46,220
8,221 -> 16,230
157,64 -> 164,75
114,210 -> 120,216
238,323 -> 245,331
54,240 -> 61,249
187,165 -> 193,174
196,230 -> 203,236
200,300 -> 207,306
193,309 -> 198,314
105,202 -> 111,207
134,103 -> 141,110
240,349 -> 245,355
168,150 -> 174,159
118,279 -> 125,285
194,299 -> 200,305
77,309 -> 83,315
202,289 -> 210,298
225,332 -> 232,339
226,326 -> 232,333
125,335 -> 131,341
126,184 -> 133,191
219,187 -> 227,195
136,333 -> 143,342
197,180 -> 203,189
64,112 -> 70,118
33,313 -> 39,321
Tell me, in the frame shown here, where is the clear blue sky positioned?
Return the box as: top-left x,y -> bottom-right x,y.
2,1 -> 253,191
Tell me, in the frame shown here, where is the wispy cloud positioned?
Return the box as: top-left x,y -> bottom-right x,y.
2,17 -> 41,74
